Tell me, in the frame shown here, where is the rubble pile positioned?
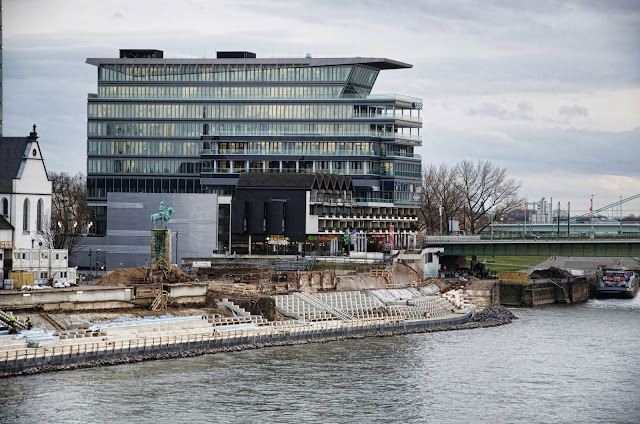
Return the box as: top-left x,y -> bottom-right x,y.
96,266 -> 193,286
529,267 -> 572,280
470,304 -> 517,323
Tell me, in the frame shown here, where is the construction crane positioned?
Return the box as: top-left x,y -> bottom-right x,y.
571,193 -> 640,222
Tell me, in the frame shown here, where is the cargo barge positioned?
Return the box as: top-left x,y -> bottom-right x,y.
596,270 -> 639,298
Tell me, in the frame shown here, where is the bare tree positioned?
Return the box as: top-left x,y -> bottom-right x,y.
40,172 -> 94,254
419,163 -> 464,234
419,160 -> 522,235
458,159 -> 522,234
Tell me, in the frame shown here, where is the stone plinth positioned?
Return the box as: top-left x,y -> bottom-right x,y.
151,229 -> 172,271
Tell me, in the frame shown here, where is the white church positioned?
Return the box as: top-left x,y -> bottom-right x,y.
0,126 -> 75,285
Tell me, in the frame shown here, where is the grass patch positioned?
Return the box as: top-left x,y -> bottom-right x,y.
468,255 -> 550,272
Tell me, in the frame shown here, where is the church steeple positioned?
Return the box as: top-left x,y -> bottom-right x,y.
28,124 -> 38,141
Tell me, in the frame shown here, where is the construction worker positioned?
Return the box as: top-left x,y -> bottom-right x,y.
27,316 -> 33,330
9,313 -> 16,328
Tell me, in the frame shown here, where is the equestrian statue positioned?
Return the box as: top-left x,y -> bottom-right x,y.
151,201 -> 174,229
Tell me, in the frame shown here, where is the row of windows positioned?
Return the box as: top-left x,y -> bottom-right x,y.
99,65 -> 353,83
202,160 -> 381,174
380,162 -> 422,178
87,158 -> 424,177
87,121 -> 403,138
203,141 -> 382,156
87,158 -> 422,176
88,102 -> 396,120
87,140 -> 416,159
3,197 -> 46,233
97,85 -> 344,99
88,140 -> 199,156
88,159 -> 201,174
87,180 -> 202,199
14,251 -> 67,261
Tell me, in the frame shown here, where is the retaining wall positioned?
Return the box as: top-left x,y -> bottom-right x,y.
0,312 -> 471,375
0,287 -> 134,310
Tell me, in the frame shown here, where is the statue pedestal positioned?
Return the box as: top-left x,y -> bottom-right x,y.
151,229 -> 172,271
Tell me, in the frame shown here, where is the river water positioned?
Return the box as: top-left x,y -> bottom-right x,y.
1,297 -> 639,424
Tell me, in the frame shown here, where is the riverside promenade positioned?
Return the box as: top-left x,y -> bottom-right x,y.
0,311 -> 475,377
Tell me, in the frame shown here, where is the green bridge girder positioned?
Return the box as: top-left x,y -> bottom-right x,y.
438,240 -> 640,257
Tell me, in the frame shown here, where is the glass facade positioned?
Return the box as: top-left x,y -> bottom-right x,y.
86,52 -> 422,211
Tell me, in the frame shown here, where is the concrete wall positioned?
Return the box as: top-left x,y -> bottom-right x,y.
0,287 -> 133,309
100,193 -> 218,270
501,279 -> 588,307
167,283 -> 207,298
499,283 -> 524,306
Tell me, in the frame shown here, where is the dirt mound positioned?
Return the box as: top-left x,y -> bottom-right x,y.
196,265 -> 275,282
529,267 -> 572,280
464,277 -> 497,291
96,266 -> 193,286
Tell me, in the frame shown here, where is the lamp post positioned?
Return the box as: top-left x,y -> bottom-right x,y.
38,241 -> 42,283
489,212 -> 494,240
591,194 -> 594,238
523,200 -> 527,236
96,248 -> 101,275
88,248 -> 92,278
175,231 -> 180,267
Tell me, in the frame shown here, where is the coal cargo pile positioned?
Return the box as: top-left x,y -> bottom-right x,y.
471,304 -> 517,323
529,267 -> 572,280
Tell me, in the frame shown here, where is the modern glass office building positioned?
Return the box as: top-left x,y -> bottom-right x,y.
86,50 -> 422,235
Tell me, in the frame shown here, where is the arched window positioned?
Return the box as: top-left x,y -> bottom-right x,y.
37,199 -> 44,232
23,199 -> 30,232
1,198 -> 7,217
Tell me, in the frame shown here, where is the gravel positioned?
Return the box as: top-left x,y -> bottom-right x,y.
470,304 -> 518,323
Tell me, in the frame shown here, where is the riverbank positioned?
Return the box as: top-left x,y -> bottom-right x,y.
0,306 -> 513,377
1,307 -> 514,378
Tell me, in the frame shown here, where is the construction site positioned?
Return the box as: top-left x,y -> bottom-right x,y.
0,257 -> 517,376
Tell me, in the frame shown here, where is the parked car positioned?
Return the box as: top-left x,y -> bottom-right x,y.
524,233 -> 540,239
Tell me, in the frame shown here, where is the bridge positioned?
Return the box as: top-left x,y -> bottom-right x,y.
490,221 -> 640,236
422,236 -> 640,257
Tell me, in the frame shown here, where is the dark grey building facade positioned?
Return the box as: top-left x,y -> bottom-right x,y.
104,192 -> 218,269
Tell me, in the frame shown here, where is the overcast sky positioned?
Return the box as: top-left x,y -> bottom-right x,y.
3,0 -> 639,215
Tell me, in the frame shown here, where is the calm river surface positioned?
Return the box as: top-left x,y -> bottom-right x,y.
1,297 -> 639,424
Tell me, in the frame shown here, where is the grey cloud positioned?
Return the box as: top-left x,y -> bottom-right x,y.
466,102 -> 533,121
418,125 -> 640,177
558,104 -> 589,119
467,103 -> 508,119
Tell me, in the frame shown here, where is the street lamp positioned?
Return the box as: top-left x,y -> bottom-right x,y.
489,212 -> 494,240
591,194 -> 594,238
175,231 -> 180,267
96,249 -> 101,275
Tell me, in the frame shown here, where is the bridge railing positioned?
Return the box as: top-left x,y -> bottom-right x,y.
478,234 -> 640,241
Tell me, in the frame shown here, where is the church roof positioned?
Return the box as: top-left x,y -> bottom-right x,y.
0,137 -> 29,193
0,215 -> 14,230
